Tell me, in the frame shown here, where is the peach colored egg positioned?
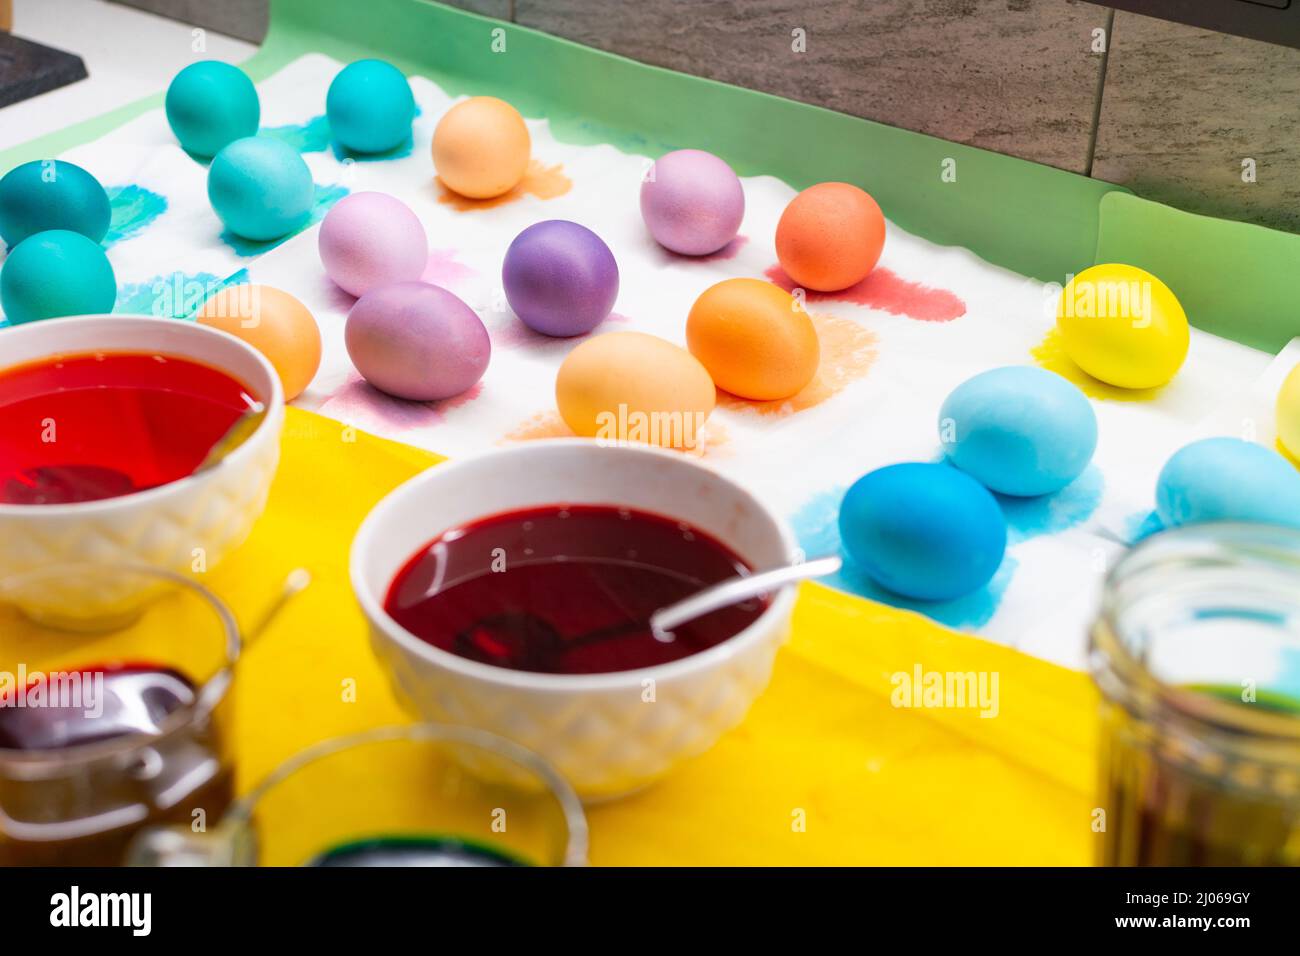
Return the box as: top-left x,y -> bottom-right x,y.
556,332 -> 714,450
195,284 -> 321,401
432,96 -> 531,200
687,277 -> 819,401
775,182 -> 886,292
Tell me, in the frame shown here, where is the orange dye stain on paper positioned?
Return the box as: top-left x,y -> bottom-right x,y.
437,160 -> 571,211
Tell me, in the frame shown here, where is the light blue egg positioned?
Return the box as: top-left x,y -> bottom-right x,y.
325,59 -> 415,154
207,136 -> 314,241
1157,438 -> 1300,530
0,230 -> 117,325
839,462 -> 1008,602
165,61 -> 260,158
0,160 -> 111,248
941,365 -> 1097,497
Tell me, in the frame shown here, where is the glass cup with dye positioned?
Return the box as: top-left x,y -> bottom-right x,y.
0,564 -> 239,865
128,724 -> 588,867
1091,523 -> 1300,865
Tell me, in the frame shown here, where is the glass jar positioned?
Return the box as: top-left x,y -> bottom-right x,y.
1091,523 -> 1300,866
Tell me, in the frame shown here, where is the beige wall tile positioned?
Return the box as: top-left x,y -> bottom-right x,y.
1092,10 -> 1300,232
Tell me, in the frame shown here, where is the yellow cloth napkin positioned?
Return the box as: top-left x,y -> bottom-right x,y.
207,408 -> 1099,866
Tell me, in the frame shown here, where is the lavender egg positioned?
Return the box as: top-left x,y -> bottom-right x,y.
502,220 -> 619,337
319,192 -> 428,298
640,149 -> 744,256
345,282 -> 490,401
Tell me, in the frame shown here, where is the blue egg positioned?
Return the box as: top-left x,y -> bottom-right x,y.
0,230 -> 117,325
839,462 -> 1007,601
941,365 -> 1097,497
165,61 -> 260,158
207,136 -> 314,241
325,59 -> 415,154
0,160 -> 111,248
1157,438 -> 1300,530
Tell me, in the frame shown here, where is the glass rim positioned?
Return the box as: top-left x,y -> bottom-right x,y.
0,562 -> 241,768
226,722 -> 589,867
1093,521 -> 1300,743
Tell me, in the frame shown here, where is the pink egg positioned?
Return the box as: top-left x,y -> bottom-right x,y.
640,149 -> 745,256
345,281 -> 490,401
318,192 -> 428,297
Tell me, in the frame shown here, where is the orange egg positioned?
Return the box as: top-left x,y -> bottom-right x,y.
432,96 -> 531,200
687,278 -> 819,401
195,284 -> 321,401
775,182 -> 885,292
556,332 -> 714,449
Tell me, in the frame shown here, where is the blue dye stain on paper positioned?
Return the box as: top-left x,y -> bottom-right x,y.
114,268 -> 250,318
219,182 -> 348,257
790,464 -> 1103,630
104,185 -> 168,247
263,105 -> 420,161
1122,509 -> 1165,545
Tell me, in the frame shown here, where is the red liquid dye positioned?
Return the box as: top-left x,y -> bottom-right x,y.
0,662 -> 195,751
384,505 -> 768,675
0,351 -> 257,505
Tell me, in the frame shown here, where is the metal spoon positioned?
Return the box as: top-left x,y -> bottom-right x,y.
194,401 -> 267,474
649,554 -> 842,640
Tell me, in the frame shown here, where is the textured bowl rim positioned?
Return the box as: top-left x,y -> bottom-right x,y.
0,314 -> 285,517
351,439 -> 801,693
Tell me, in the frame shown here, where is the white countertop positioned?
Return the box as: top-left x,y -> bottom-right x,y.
1,0 -> 256,153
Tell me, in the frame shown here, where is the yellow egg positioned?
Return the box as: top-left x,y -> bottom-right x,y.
1056,263 -> 1189,389
687,278 -> 819,400
432,96 -> 531,200
1278,362 -> 1300,462
556,331 -> 715,449
195,284 -> 321,401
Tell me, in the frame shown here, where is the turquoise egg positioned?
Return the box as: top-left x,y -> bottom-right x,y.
165,61 -> 260,158
0,160 -> 111,248
207,136 -> 314,241
941,365 -> 1097,497
839,462 -> 1007,601
1157,438 -> 1300,530
325,59 -> 415,154
0,230 -> 117,325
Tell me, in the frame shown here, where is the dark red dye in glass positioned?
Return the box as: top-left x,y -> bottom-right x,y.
0,351 -> 257,505
384,505 -> 768,675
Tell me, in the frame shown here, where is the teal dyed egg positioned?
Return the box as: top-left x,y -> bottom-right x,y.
0,230 -> 117,325
326,59 -> 415,154
0,160 -> 111,248
839,462 -> 1007,602
940,365 -> 1098,497
165,61 -> 261,158
1156,437 -> 1300,530
207,136 -> 314,241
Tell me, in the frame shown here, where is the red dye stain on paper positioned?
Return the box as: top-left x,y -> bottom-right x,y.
318,374 -> 483,432
765,265 -> 965,323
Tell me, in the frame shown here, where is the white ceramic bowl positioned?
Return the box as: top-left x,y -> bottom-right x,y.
351,440 -> 799,801
0,315 -> 284,621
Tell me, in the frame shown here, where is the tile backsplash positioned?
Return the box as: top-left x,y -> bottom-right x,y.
108,0 -> 1295,234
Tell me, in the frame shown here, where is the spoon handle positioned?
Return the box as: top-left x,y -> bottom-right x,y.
650,555 -> 842,639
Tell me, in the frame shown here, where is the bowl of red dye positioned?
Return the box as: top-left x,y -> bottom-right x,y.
351,440 -> 799,800
0,314 -> 283,623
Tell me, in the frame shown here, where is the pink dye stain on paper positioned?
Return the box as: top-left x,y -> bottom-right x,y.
765,265 -> 966,323
658,235 -> 749,265
488,311 -> 631,350
437,160 -> 571,211
421,249 -> 477,292
318,374 -> 483,433
717,313 -> 878,417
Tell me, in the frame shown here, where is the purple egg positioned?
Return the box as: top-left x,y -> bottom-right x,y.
345,281 -> 490,401
640,149 -> 744,256
502,220 -> 619,337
